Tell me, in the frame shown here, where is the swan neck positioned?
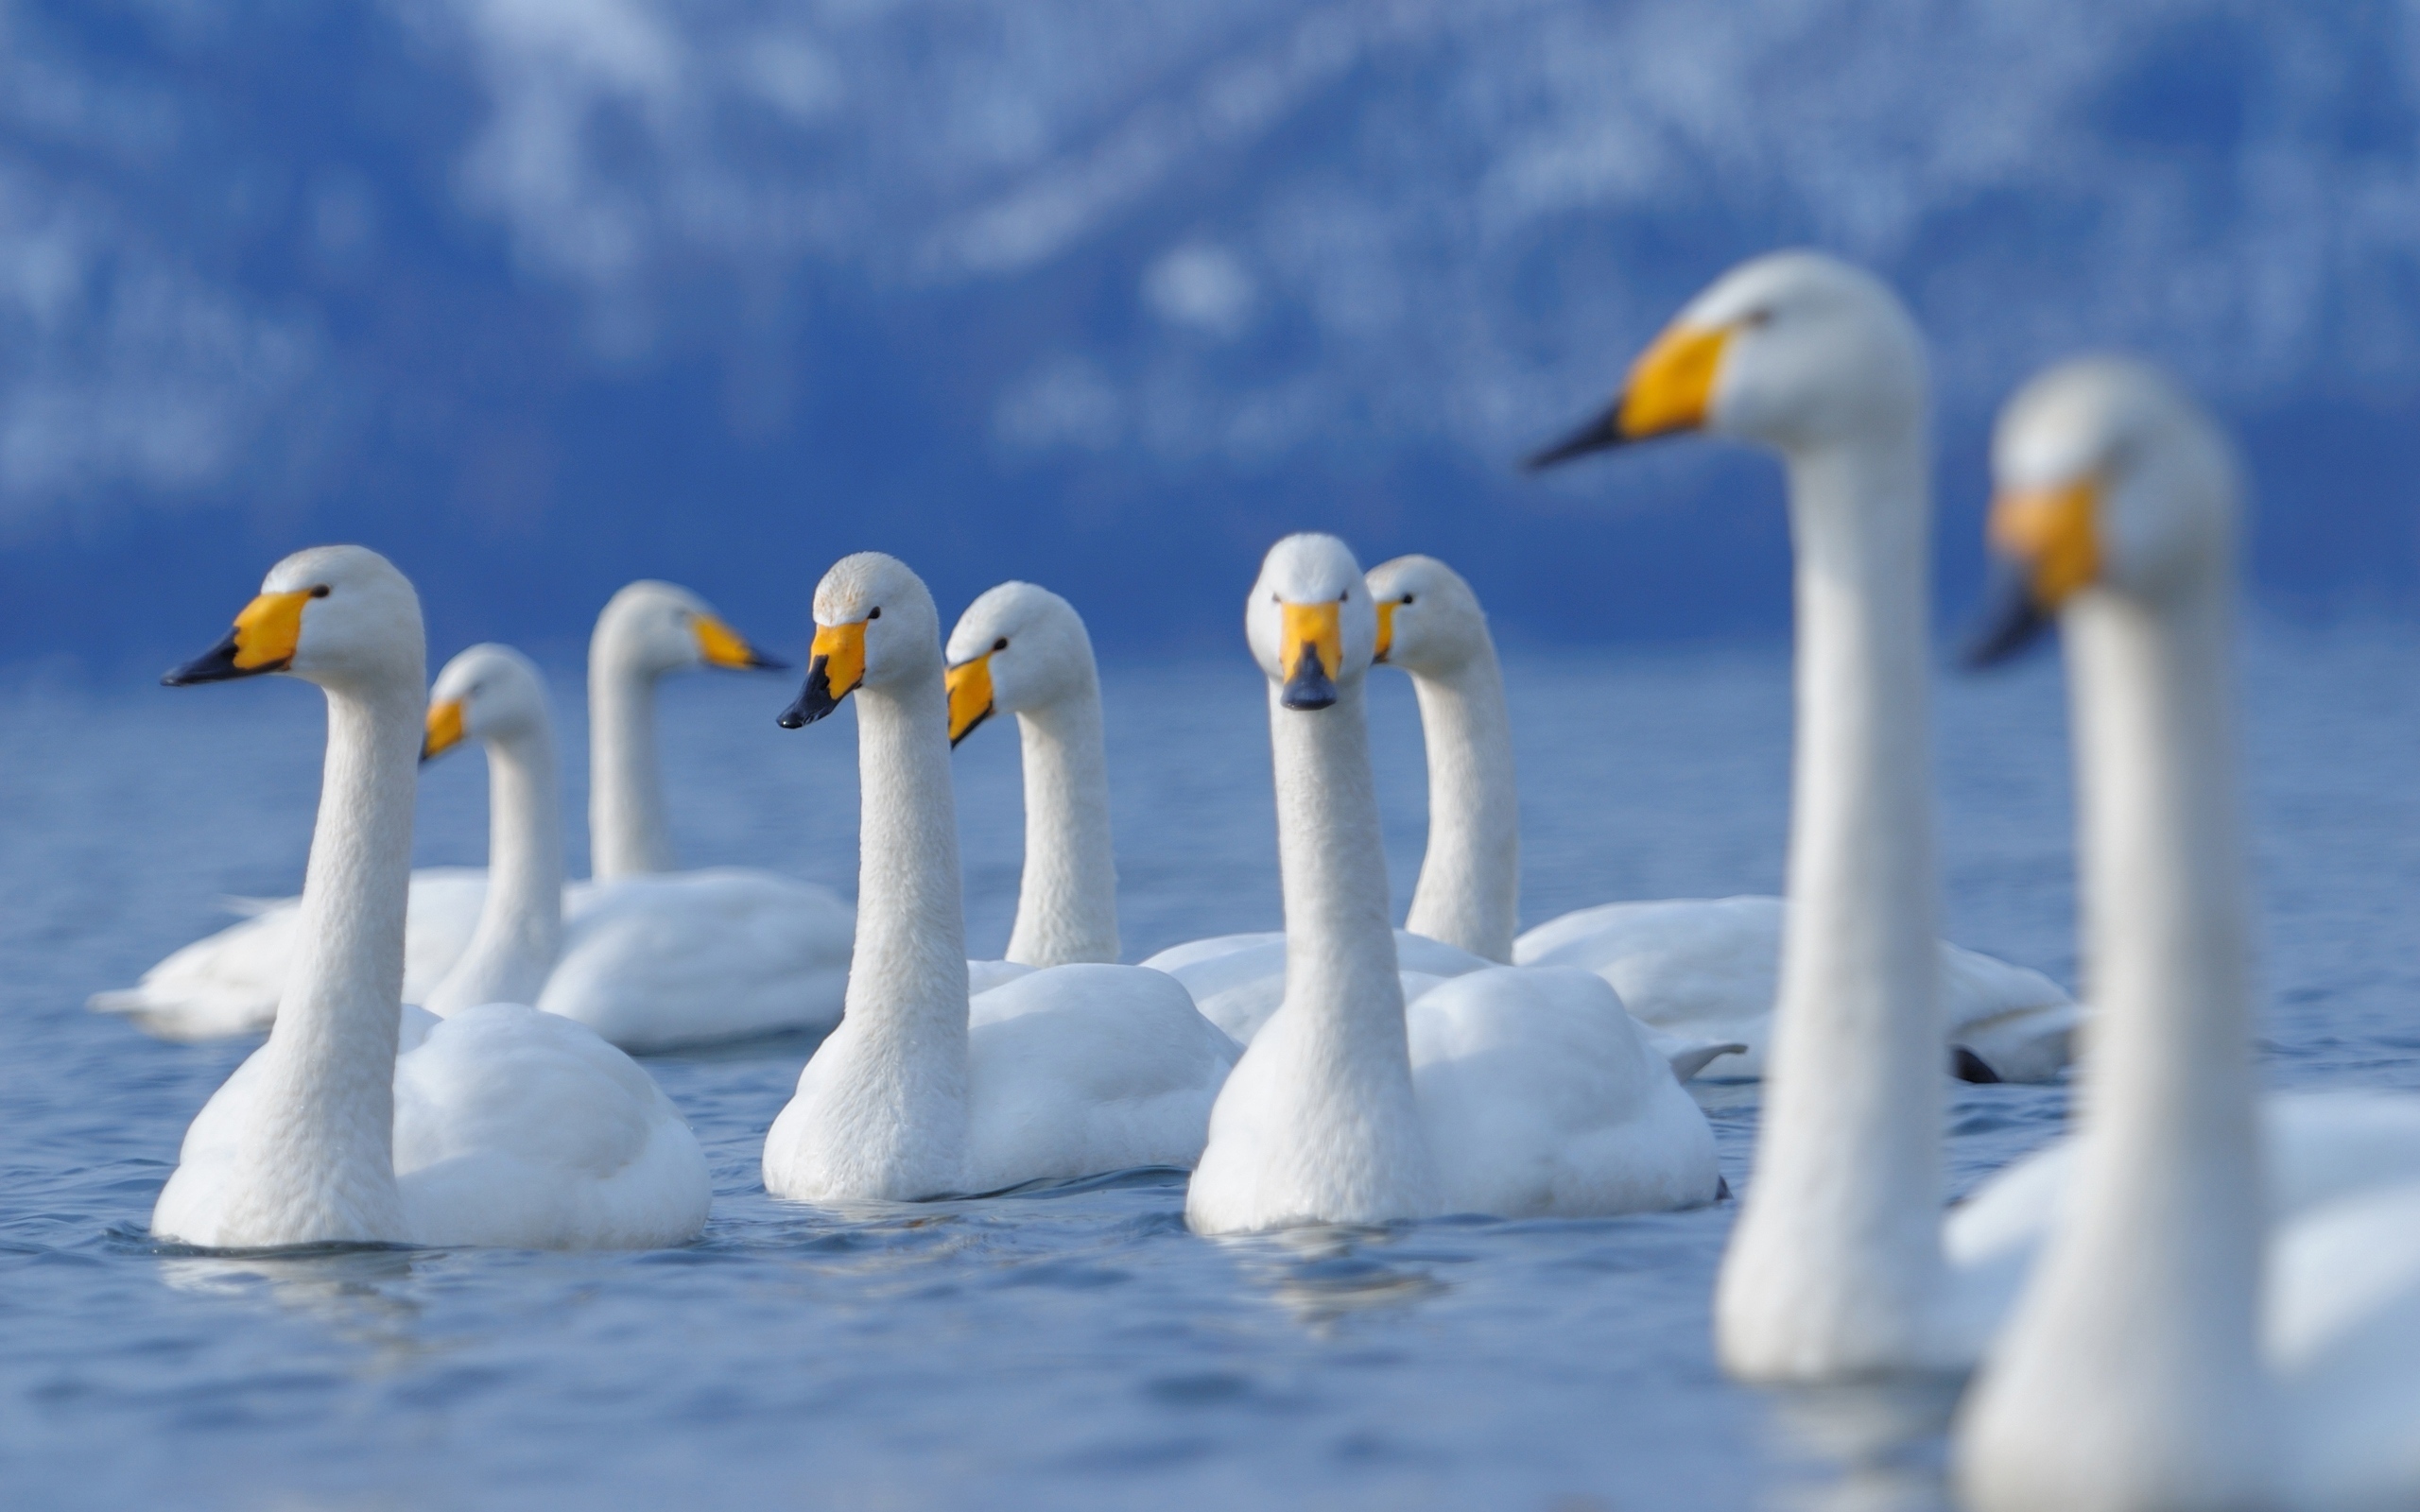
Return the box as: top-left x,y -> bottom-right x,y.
589,636 -> 673,880
254,671 -> 422,1232
1399,643 -> 1519,962
1005,686 -> 1119,967
1718,428 -> 1951,1376
1958,570 -> 2270,1504
1271,678 -> 1409,1056
424,719 -> 565,1014
847,674 -> 972,1046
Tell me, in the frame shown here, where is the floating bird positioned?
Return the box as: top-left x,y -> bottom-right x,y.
149,548 -> 709,1251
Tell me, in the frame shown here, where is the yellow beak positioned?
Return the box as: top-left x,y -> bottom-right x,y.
423,699 -> 467,763
1990,477 -> 2103,610
1374,600 -> 1398,662
778,619 -> 868,729
945,654 -> 996,747
693,613 -> 780,671
164,589 -> 315,685
1279,601 -> 1343,710
1524,320 -> 1735,469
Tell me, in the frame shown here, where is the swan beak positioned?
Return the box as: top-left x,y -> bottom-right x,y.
1374,600 -> 1398,663
422,699 -> 467,764
694,614 -> 786,671
1280,601 -> 1342,711
945,654 -> 995,747
779,620 -> 866,729
1964,477 -> 2101,668
1524,322 -> 1732,470
163,590 -> 312,685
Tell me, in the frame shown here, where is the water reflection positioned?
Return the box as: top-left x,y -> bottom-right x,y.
157,1245 -> 429,1363
1760,1373 -> 1964,1512
1223,1224 -> 1449,1332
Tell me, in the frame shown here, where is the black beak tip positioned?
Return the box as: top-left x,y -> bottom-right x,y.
1521,406 -> 1628,473
1280,667 -> 1340,712
163,632 -> 258,687
748,652 -> 790,672
1960,567 -> 2056,671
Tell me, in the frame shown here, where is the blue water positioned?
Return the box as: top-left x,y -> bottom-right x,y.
5,628 -> 2419,1510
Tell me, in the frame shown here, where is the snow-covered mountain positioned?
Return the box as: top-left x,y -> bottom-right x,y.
5,0 -> 2416,660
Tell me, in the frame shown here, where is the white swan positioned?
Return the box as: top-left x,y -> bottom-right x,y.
149,547 -> 710,1250
942,581 -> 1117,996
94,579 -> 801,1040
1363,550 -> 2075,1082
1943,359 -> 2420,1511
1183,533 -> 1720,1234
420,644 -> 853,1050
760,553 -> 1238,1203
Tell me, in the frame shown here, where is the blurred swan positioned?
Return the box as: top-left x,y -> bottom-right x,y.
1183,534 -> 1720,1234
93,579 -> 795,1040
1362,550 -> 2074,1082
1944,360 -> 2420,1511
420,644 -> 853,1050
761,554 -> 1237,1203
149,547 -> 709,1251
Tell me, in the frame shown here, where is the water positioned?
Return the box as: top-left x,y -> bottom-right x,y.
5,627 -> 2418,1510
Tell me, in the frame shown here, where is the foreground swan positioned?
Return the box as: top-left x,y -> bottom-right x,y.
762,554 -> 1237,1202
150,547 -> 709,1250
1184,534 -> 1720,1234
1947,360 -> 2420,1511
1366,551 -> 2076,1081
421,645 -> 853,1049
95,579 -> 795,1040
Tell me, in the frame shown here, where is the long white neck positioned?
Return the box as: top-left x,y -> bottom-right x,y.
423,719 -> 565,1015
1956,570 -> 2270,1511
1716,426 -> 1951,1378
843,669 -> 974,1129
1398,642 -> 1519,963
1004,684 -> 1119,967
243,670 -> 423,1243
589,628 -> 673,880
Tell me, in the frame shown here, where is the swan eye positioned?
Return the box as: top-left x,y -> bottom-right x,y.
309,585 -> 331,599
868,607 -> 881,620
1401,593 -> 1415,606
993,638 -> 1008,652
1337,590 -> 1349,602
1740,308 -> 1774,329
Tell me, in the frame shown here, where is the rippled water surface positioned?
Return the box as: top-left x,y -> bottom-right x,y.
6,629 -> 2419,1510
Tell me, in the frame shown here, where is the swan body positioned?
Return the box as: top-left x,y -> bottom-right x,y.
148,547 -> 708,1251
1950,361 -> 2420,1511
95,578 -> 801,1040
1184,534 -> 1720,1235
419,644 -> 852,1051
761,554 -> 1236,1204
1362,551 -> 2076,1082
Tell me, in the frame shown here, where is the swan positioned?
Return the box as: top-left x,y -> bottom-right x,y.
1944,359 -> 2420,1511
1363,550 -> 2076,1082
1182,533 -> 1721,1234
93,578 -> 800,1040
149,546 -> 710,1250
942,581 -> 1117,996
420,644 -> 852,1050
760,553 -> 1238,1203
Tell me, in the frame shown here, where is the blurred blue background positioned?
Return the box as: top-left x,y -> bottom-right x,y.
4,0 -> 2415,670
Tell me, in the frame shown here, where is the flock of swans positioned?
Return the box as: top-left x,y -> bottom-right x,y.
89,249 -> 2420,1509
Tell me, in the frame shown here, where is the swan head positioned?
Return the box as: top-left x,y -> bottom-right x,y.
165,545 -> 424,694
942,581 -> 1097,747
423,644 -> 549,764
594,579 -> 785,678
780,552 -> 943,729
1366,555 -> 1488,676
1247,533 -> 1376,712
1966,357 -> 2242,665
1526,249 -> 1926,467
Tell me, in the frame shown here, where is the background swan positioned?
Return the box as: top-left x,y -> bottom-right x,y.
92,578 -> 800,1040
149,547 -> 709,1251
421,644 -> 852,1050
761,553 -> 1236,1203
1944,360 -> 2420,1510
1365,551 -> 2074,1082
1184,534 -> 1720,1235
